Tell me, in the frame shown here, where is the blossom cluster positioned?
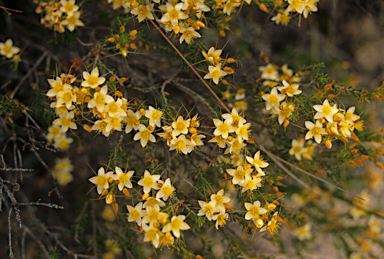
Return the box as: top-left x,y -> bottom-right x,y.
34,0 -> 84,33
0,39 -> 20,59
51,157 -> 74,186
304,99 -> 362,146
89,167 -> 190,248
202,47 -> 238,85
158,114 -> 205,155
271,0 -> 320,26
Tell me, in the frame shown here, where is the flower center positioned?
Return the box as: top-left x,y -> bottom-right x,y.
293,145 -> 302,154
140,130 -> 151,140
170,218 -> 181,230
211,69 -> 221,79
97,176 -> 107,187
249,206 -> 260,217
107,103 -> 119,115
245,179 -> 255,190
218,123 -> 229,134
322,106 -> 332,116
138,7 -> 149,16
234,169 -> 245,180
143,176 -> 154,187
3,45 -> 12,54
58,139 -> 70,150
168,9 -> 179,20
64,2 -> 74,12
175,121 -> 186,132
150,110 -> 161,121
213,195 -> 224,206
162,185 -> 172,196
51,127 -> 61,136
148,209 -> 159,221
118,173 -> 129,184
130,209 -> 140,220
60,117 -> 71,127
53,82 -> 64,93
67,15 -> 77,25
87,75 -> 98,86
109,117 -> 121,128
310,126 -> 322,136
268,95 -> 279,105
94,93 -> 105,105
266,66 -> 275,75
204,205 -> 214,215
62,91 -> 73,103
238,126 -> 247,136
146,228 -> 157,240
175,139 -> 186,151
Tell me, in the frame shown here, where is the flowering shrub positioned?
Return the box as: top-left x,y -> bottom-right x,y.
1,0 -> 384,258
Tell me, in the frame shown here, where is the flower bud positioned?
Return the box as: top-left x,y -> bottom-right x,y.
108,177 -> 114,183
227,136 -> 233,142
83,124 -> 92,132
227,58 -> 236,63
105,193 -> 113,204
101,113 -> 108,120
95,86 -> 101,92
223,67 -> 234,74
142,193 -> 150,200
325,140 -> 332,149
107,37 -> 115,42
80,88 -> 88,94
283,120 -> 290,127
189,127 -> 197,134
153,222 -> 160,228
101,189 -> 108,196
115,90 -> 123,97
196,21 -> 206,28
319,118 -> 326,124
113,203 -> 119,213
139,108 -> 146,115
130,43 -> 137,50
123,188 -> 130,197
148,125 -> 154,131
174,25 -> 180,34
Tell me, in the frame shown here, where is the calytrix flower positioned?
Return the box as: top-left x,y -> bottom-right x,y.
112,167 -> 134,191
162,215 -> 190,238
305,120 -> 327,144
89,167 -> 114,194
134,124 -> 156,147
138,170 -> 161,194
81,67 -> 106,88
204,64 -> 227,85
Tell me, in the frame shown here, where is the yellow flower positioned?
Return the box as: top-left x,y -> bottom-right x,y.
88,167 -> 114,194
145,106 -> 162,128
240,174 -> 263,193
142,223 -> 160,248
137,170 -> 161,194
277,80 -> 302,97
197,200 -> 218,221
134,124 -> 156,147
305,120 -> 327,144
81,67 -> 106,88
179,25 -> 201,44
53,111 -> 77,133
0,39 -> 20,59
60,0 -> 79,16
131,5 -> 154,23
56,84 -> 76,110
162,215 -> 190,238
226,165 -> 251,185
244,201 -> 267,222
156,178 -> 175,201
294,223 -> 312,241
202,47 -> 222,65
47,77 -> 65,98
172,116 -> 190,136
289,138 -> 306,160
262,87 -> 286,110
88,86 -> 114,113
160,3 -> 188,28
246,151 -> 269,175
212,212 -> 229,229
54,135 -> 73,151
213,119 -> 234,139
259,64 -> 279,81
313,99 -> 338,123
204,64 -> 227,85
112,167 -> 134,191
62,11 -> 84,31
170,135 -> 193,154
125,109 -> 142,133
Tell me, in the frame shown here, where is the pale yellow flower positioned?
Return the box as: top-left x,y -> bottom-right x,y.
88,167 -> 113,194
212,212 -> 228,229
62,11 -> 84,31
145,106 -> 162,128
160,3 -> 188,28
262,87 -> 286,110
46,77 -> 65,98
134,124 -> 156,147
56,84 -> 76,110
305,120 -> 327,144
202,47 -> 222,65
179,25 -> 201,44
137,170 -> 160,194
142,223 -> 160,248
169,135 -> 193,154
313,99 -> 338,123
112,167 -> 134,191
156,178 -> 175,201
289,138 -> 307,160
54,135 -> 73,151
204,64 -> 227,85
53,111 -> 77,132
131,5 -> 154,23
60,0 -> 79,15
81,67 -> 106,88
162,215 -> 190,238
0,39 -> 20,59
125,109 -> 142,133
172,116 -> 190,137
277,80 -> 302,97
246,151 -> 269,175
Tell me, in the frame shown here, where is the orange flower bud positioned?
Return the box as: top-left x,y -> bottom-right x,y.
227,58 -> 236,63
377,147 -> 384,153
189,128 -> 197,134
318,118 -> 325,124
101,113 -> 108,120
375,161 -> 384,170
130,35 -> 137,40
328,94 -> 337,99
187,18 -> 193,24
268,203 -> 276,210
325,140 -> 332,149
157,182 -> 163,188
116,43 -> 121,49
196,21 -> 206,28
105,193 -> 113,204
119,77 -> 128,84
148,125 -> 154,131
95,86 -> 101,92
142,193 -> 150,200
374,94 -> 380,100
361,155 -> 368,160
192,24 -> 200,30
108,177 -> 114,183
223,67 -> 234,74
113,203 -> 119,213
283,120 -> 290,127
219,30 -> 225,37
130,43 -> 137,49
123,188 -> 130,196
260,91 -> 265,96
115,90 -> 123,97
120,26 -> 125,33
153,222 -> 160,228
101,189 -> 108,196
227,136 -> 233,142
134,120 -> 140,126
107,37 -> 115,42
166,232 -> 173,240
174,25 -> 180,34
139,108 -> 146,115
114,34 -> 120,40
84,96 -> 90,103
83,124 -> 92,132
259,3 -> 268,12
